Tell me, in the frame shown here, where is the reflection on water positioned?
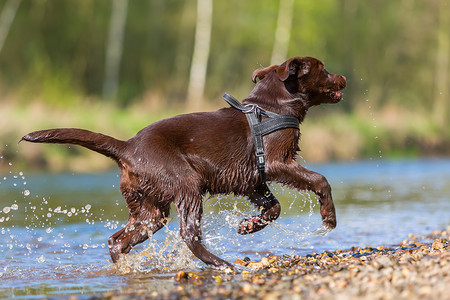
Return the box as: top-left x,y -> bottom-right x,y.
1,158 -> 449,298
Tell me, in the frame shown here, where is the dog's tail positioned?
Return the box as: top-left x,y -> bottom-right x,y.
20,128 -> 126,162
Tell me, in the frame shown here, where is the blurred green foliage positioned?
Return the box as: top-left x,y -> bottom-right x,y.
0,0 -> 446,110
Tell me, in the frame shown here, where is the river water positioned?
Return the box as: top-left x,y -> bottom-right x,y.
1,158 -> 449,298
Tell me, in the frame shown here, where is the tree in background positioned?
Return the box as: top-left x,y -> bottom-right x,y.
270,0 -> 293,65
102,0 -> 128,101
0,0 -> 20,55
433,0 -> 449,127
186,0 -> 212,110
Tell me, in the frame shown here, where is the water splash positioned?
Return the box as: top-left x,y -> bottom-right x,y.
1,151 -> 327,280
0,161 -> 112,277
111,222 -> 201,275
200,186 -> 323,261
104,185 -> 325,274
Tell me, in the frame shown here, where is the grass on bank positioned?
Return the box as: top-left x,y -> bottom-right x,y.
1,97 -> 449,173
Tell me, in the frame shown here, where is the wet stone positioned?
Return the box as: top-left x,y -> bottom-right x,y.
111,229 -> 450,300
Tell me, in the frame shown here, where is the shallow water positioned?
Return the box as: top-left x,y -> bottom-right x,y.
1,158 -> 449,298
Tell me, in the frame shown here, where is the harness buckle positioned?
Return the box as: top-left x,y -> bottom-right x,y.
256,152 -> 265,169
256,152 -> 266,182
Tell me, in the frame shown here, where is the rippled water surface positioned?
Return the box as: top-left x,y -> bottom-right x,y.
1,158 -> 449,298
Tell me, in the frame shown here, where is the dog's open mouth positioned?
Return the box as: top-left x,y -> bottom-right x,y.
325,89 -> 343,102
333,90 -> 343,101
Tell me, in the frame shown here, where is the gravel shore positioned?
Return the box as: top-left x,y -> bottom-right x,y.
95,228 -> 449,300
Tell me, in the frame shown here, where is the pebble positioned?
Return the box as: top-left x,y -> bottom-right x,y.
88,228 -> 450,300
175,270 -> 188,282
234,258 -> 247,266
241,283 -> 252,293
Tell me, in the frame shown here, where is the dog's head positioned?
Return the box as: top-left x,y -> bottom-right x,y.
252,57 -> 346,106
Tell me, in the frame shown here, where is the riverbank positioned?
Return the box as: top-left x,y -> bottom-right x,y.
1,100 -> 449,173
99,228 -> 449,300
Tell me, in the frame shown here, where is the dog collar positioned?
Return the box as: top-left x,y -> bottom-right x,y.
223,93 -> 299,182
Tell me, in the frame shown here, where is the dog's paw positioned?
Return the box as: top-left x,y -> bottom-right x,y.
237,216 -> 268,235
320,207 -> 336,229
322,215 -> 337,229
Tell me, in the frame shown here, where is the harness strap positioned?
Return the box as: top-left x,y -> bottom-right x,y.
222,93 -> 299,182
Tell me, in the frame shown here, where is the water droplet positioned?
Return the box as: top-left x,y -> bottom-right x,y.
2,207 -> 11,214
11,204 -> 18,210
37,255 -> 46,263
24,190 -> 30,196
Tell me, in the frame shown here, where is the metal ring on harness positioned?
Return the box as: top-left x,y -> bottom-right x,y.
242,104 -> 258,114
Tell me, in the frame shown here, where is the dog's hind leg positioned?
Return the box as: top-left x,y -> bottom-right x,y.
108,203 -> 170,263
237,183 -> 281,235
176,195 -> 232,268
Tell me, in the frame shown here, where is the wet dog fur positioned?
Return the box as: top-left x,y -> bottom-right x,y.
20,57 -> 346,267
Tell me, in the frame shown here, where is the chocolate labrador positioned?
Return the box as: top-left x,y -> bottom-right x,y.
21,56 -> 346,268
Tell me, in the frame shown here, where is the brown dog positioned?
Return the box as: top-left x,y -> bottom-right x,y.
21,57 -> 346,268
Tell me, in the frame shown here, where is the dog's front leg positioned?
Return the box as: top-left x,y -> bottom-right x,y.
238,183 -> 281,235
176,198 -> 232,268
267,162 -> 337,229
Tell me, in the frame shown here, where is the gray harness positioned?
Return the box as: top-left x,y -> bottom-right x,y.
222,93 -> 300,182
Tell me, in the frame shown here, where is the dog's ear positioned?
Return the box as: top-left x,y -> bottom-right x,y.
251,64 -> 279,83
276,57 -> 311,81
